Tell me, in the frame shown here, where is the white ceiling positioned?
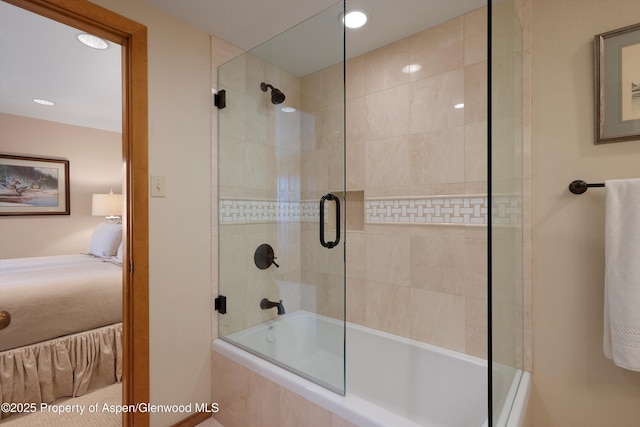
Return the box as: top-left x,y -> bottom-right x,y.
144,0 -> 486,76
0,0 -> 485,132
0,1 -> 122,132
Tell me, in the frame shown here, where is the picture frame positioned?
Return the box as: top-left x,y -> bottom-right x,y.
0,155 -> 70,215
594,23 -> 640,144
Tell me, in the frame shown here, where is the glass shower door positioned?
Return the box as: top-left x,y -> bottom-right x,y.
216,2 -> 346,394
490,0 -> 525,424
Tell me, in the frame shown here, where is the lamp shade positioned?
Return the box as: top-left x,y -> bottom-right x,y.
92,193 -> 123,217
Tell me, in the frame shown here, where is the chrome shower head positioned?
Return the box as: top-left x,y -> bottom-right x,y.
260,82 -> 286,105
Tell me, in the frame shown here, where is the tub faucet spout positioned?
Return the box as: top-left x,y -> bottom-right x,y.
260,298 -> 285,315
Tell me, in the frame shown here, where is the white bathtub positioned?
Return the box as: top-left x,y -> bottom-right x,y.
212,310 -> 530,427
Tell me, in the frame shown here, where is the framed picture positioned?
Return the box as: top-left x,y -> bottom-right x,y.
0,155 -> 70,215
594,23 -> 640,144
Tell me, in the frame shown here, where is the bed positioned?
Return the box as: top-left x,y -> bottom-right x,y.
0,222 -> 123,418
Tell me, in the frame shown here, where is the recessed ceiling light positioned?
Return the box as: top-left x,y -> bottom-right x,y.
343,10 -> 368,29
281,107 -> 296,113
77,33 -> 109,50
402,64 -> 422,74
33,98 -> 55,106
454,103 -> 465,109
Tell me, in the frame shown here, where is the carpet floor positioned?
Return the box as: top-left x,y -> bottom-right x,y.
2,384 -> 121,427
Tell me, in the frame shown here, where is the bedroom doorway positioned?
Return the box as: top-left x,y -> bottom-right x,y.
1,1 -> 149,426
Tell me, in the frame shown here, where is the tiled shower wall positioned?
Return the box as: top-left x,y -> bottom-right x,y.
216,45 -> 346,334
214,4 -> 529,362
337,7 -> 491,357
216,50 -> 306,335
211,2 -> 532,424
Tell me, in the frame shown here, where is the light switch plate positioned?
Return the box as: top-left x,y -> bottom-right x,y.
151,175 -> 166,197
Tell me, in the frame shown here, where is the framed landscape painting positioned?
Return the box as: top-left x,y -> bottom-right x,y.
595,23 -> 640,144
0,155 -> 70,215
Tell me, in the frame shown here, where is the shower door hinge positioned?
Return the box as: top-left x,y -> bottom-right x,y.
214,295 -> 227,314
214,90 -> 226,109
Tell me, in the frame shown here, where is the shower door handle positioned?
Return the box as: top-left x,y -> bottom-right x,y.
319,193 -> 340,249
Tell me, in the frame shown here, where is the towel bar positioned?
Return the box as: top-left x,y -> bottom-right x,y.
569,180 -> 605,194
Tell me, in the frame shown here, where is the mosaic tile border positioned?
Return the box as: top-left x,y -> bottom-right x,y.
219,199 -> 320,224
219,194 -> 522,226
366,194 -> 521,226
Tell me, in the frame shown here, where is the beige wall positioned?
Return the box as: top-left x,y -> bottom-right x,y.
532,0 -> 640,425
87,1 -> 213,425
0,113 -> 121,259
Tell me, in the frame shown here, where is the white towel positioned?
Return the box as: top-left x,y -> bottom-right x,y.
603,178 -> 640,371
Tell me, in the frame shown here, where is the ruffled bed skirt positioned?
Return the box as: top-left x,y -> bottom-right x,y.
0,323 -> 122,419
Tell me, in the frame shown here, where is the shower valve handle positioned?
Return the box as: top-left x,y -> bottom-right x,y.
254,244 -> 279,269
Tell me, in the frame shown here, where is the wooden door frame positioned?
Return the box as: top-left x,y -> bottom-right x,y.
3,1 -> 150,425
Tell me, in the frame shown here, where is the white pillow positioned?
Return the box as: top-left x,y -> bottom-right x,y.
115,242 -> 123,264
88,222 -> 122,257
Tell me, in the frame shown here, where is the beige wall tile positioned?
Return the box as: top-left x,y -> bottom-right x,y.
323,102 -> 346,150
346,56 -> 366,100
410,230 -> 466,295
346,139 -> 365,191
346,277 -> 367,325
410,69 -> 464,134
246,141 -> 277,193
463,61 -> 488,125
247,372 -> 282,427
464,122 -> 488,183
409,127 -> 465,185
345,97 -> 366,190
464,8 -> 488,66
301,68 -> 325,106
366,135 -> 412,188
280,388 -> 333,427
213,352 -> 358,427
332,414 -> 359,427
365,37 -> 410,93
346,231 -> 367,280
301,223 -> 328,273
366,281 -> 412,337
219,232 -> 249,285
245,92 -> 275,145
366,84 -> 411,140
409,16 -> 464,81
410,289 -> 466,352
366,233 -> 410,286
279,69 -> 302,111
465,297 -> 488,358
218,87 -> 246,140
218,136 -> 247,192
302,63 -> 343,110
275,111 -> 302,153
346,96 -> 367,143
300,150 -> 329,193
217,51 -> 246,93
464,237 -> 488,300
245,53 -> 279,101
212,353 -> 251,427
315,273 -> 345,319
